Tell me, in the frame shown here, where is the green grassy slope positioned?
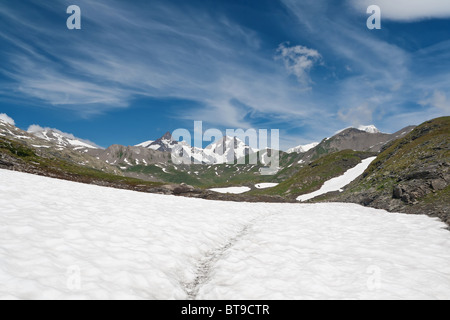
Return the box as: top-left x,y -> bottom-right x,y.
248,150 -> 376,199
345,117 -> 449,195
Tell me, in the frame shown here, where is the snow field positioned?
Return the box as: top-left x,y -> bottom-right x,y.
1,169 -> 450,300
198,203 -> 450,299
0,170 -> 261,299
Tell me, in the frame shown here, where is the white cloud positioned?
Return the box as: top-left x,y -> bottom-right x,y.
350,0 -> 450,21
419,91 -> 450,113
27,124 -> 47,134
275,43 -> 322,85
0,113 -> 15,125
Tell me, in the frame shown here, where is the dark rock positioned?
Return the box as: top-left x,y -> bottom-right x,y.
406,171 -> 440,181
401,194 -> 411,204
393,186 -> 403,199
361,196 -> 375,206
172,184 -> 196,195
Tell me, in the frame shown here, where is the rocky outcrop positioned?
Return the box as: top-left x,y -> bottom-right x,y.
392,164 -> 449,204
89,144 -> 171,167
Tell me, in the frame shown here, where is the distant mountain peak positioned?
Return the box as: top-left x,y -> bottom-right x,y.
357,125 -> 380,134
335,125 -> 381,135
161,131 -> 173,141
138,131 -> 178,152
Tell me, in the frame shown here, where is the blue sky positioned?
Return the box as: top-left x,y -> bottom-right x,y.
0,0 -> 449,149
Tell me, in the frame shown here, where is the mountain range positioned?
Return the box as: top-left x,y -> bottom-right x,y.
0,116 -> 415,185
1,114 -> 448,225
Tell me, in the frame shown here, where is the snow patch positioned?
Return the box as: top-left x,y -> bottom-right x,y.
255,183 -> 279,189
135,140 -> 154,148
31,145 -> 50,149
297,157 -> 377,202
149,145 -> 161,151
209,187 -> 251,194
287,142 -> 319,154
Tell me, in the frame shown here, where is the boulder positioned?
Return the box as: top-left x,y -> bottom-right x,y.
401,193 -> 411,204
393,186 -> 403,199
431,179 -> 447,191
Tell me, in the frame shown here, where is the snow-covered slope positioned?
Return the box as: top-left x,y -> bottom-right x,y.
0,119 -> 32,141
1,169 -> 449,300
135,140 -> 154,148
297,157 -> 377,202
287,142 -> 319,154
27,125 -> 99,150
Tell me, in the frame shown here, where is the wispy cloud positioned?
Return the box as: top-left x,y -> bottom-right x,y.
338,103 -> 374,127
420,91 -> 450,113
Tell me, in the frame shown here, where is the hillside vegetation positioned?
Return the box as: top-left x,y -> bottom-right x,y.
323,117 -> 449,224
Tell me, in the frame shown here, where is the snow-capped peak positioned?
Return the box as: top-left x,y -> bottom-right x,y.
139,132 -> 180,152
203,136 -> 256,163
335,125 -> 381,135
137,133 -> 259,164
287,142 -> 319,154
357,125 -> 380,134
